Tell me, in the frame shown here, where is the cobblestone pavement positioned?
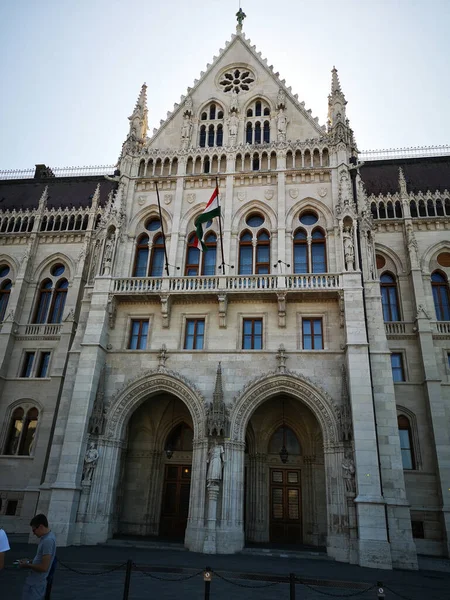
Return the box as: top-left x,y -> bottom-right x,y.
1,543 -> 449,600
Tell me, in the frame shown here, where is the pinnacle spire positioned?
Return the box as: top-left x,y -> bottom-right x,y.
212,362 -> 224,407
130,83 -> 147,120
331,66 -> 342,95
128,83 -> 148,139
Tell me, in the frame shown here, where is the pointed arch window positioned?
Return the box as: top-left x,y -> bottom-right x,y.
263,121 -> 270,143
0,280 -> 12,322
150,234 -> 165,277
380,273 -> 400,321
254,122 -> 261,144
431,271 -> 450,321
255,101 -> 262,117
166,422 -> 194,452
199,125 -> 206,148
209,103 -> 216,120
133,234 -> 149,277
216,125 -> 223,147
48,279 -> 68,324
398,415 -> 415,470
256,231 -> 270,274
202,232 -> 217,275
34,279 -> 53,324
239,231 -> 253,275
246,122 -> 253,144
311,228 -> 326,272
208,125 -> 215,147
252,154 -> 260,171
4,406 -> 39,456
269,426 -> 301,455
293,229 -> 308,273
185,232 -> 200,276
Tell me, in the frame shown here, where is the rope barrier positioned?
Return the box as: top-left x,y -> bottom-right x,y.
133,563 -> 203,582
57,559 -> 127,575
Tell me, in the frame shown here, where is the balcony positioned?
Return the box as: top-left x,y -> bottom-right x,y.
112,273 -> 341,297
15,323 -> 62,340
384,322 -> 416,338
434,321 -> 450,336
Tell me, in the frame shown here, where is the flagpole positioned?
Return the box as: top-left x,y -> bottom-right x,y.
155,181 -> 170,277
216,177 -> 226,275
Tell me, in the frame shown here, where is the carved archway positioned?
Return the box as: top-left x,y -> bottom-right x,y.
229,371 -> 340,444
106,369 -> 206,441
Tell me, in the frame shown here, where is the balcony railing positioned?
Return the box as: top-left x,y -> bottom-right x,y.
16,324 -> 62,337
434,321 -> 450,335
112,273 -> 341,294
384,322 -> 415,336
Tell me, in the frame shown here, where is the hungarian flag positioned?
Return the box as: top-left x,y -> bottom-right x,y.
194,186 -> 221,251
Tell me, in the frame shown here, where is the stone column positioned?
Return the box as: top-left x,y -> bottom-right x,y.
185,438 -> 208,552
323,442 -> 350,562
168,165 -> 185,272
246,453 -> 268,542
222,173 -> 234,271
277,152 -> 287,266
203,482 -> 220,553
144,451 -> 164,536
217,440 -> 245,553
46,277 -> 111,546
342,272 -> 392,569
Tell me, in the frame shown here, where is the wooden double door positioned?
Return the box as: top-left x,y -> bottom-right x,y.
269,468 -> 302,544
159,464 -> 191,540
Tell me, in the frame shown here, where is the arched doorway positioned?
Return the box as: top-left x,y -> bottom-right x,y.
118,395 -> 194,540
244,395 -> 326,548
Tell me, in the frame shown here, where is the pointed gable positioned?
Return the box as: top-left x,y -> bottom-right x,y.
148,32 -> 326,151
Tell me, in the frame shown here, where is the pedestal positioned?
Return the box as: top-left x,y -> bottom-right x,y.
203,482 -> 220,554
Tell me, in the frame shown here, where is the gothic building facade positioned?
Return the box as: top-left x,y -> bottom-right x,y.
0,21 -> 450,570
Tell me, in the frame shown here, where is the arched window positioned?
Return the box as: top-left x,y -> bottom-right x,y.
311,228 -> 326,272
199,125 -> 206,148
208,125 -> 215,147
252,154 -> 260,171
4,406 -> 39,456
431,271 -> 450,321
201,112 -> 207,120
204,157 -> 210,174
263,121 -> 270,143
202,232 -> 217,275
269,426 -> 301,455
209,103 -> 216,120
149,234 -> 165,277
34,279 -> 53,323
216,125 -> 223,147
185,233 -> 200,276
133,234 -> 149,277
254,122 -> 261,144
246,122 -> 253,144
380,273 -> 400,321
398,415 -> 415,470
293,229 -> 308,273
256,231 -> 270,274
0,279 -> 12,322
239,231 -> 253,275
48,279 -> 68,323
255,101 -> 262,117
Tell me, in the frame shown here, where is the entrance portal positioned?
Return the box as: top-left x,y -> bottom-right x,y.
159,464 -> 191,539
269,468 -> 302,543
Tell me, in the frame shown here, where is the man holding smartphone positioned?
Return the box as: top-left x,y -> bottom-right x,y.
19,514 -> 56,600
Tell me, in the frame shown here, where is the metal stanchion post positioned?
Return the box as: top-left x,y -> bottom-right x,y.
377,581 -> 385,600
204,566 -> 212,600
289,573 -> 296,599
122,559 -> 132,600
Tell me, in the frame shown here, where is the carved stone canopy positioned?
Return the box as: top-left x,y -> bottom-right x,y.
206,362 -> 229,437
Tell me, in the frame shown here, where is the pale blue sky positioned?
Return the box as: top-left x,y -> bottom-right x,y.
1,0 -> 449,169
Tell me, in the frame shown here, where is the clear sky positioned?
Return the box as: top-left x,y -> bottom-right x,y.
1,0 -> 449,170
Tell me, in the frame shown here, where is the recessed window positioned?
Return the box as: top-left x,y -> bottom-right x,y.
243,318 -> 263,350
0,280 -> 12,322
398,415 -> 415,469
302,318 -> 323,350
50,264 -> 65,277
411,520 -> 424,539
380,273 -> 400,322
219,67 -> 255,94
391,353 -> 405,382
36,352 -> 51,378
431,271 -> 450,321
437,252 -> 450,267
376,254 -> 386,269
129,319 -> 149,350
4,407 -> 39,456
145,218 -> 161,231
184,318 -> 205,350
6,500 -> 18,516
246,213 -> 265,227
0,265 -> 10,278
299,212 -> 318,226
21,352 -> 35,378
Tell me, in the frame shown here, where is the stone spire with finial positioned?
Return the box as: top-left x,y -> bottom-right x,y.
328,66 -> 347,128
128,82 -> 148,140
206,362 -> 228,437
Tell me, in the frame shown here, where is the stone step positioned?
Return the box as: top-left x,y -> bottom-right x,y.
240,547 -> 332,561
102,538 -> 187,551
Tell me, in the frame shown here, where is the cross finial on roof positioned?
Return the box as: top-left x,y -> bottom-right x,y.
236,7 -> 246,32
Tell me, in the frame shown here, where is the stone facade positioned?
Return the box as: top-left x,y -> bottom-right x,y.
0,22 -> 449,571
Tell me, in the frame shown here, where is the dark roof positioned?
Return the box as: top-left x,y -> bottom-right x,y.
360,155 -> 450,196
0,176 -> 118,211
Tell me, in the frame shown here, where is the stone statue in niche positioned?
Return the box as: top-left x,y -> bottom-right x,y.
102,234 -> 114,275
180,114 -> 193,150
277,108 -> 288,142
184,95 -> 193,116
230,89 -> 239,113
343,226 -> 355,271
207,443 -> 224,484
89,239 -> 101,282
405,223 -> 418,266
82,443 -> 99,483
228,113 -> 239,144
342,455 -> 356,494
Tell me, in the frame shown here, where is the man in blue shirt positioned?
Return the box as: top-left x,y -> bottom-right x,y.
19,514 -> 56,600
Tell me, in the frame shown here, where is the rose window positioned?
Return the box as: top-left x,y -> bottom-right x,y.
219,68 -> 255,94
